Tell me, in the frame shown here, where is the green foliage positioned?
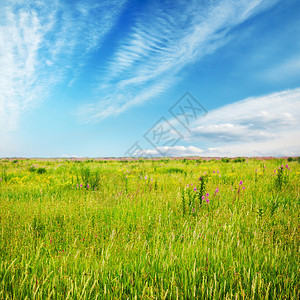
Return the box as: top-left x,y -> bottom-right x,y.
233,157 -> 246,163
257,207 -> 264,219
197,175 -> 206,205
222,158 -> 230,163
166,167 -> 184,174
79,166 -> 101,190
28,166 -> 36,172
181,188 -> 186,216
32,216 -> 46,237
1,164 -> 9,182
274,165 -> 287,190
269,199 -> 279,218
37,167 -> 47,174
185,187 -> 197,214
0,158 -> 299,299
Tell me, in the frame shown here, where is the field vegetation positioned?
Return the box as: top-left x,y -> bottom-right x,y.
0,157 -> 299,299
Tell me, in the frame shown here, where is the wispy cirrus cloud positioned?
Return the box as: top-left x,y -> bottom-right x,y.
78,0 -> 280,122
0,0 -> 126,132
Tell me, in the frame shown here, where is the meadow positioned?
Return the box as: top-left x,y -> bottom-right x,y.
0,157 -> 299,299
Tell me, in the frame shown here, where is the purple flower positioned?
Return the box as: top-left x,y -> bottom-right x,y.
80,184 -> 82,187
217,170 -> 219,174
239,181 -> 243,185
0,178 -> 2,181
87,184 -> 90,188
215,188 -> 219,193
145,176 -> 147,180
213,171 -> 215,173
199,177 -> 202,180
242,187 -> 246,190
194,187 -> 197,191
206,192 -> 209,197
206,199 -> 209,203
202,195 -> 205,200
285,164 -> 289,169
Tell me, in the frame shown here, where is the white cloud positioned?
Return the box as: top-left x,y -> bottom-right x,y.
78,0 -> 280,122
158,88 -> 300,157
202,130 -> 300,157
140,145 -> 204,157
0,0 -> 126,133
189,88 -> 300,142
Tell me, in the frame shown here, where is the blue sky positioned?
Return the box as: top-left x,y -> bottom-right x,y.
0,0 -> 300,157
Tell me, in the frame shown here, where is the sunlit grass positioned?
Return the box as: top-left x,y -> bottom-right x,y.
0,158 -> 299,299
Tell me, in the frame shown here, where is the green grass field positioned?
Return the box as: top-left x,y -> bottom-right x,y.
0,157 -> 299,299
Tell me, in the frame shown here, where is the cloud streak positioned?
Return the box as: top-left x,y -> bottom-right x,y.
0,0 -> 126,132
78,0 -> 280,122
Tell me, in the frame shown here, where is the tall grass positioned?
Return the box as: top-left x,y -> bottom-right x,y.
0,158 -> 299,299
